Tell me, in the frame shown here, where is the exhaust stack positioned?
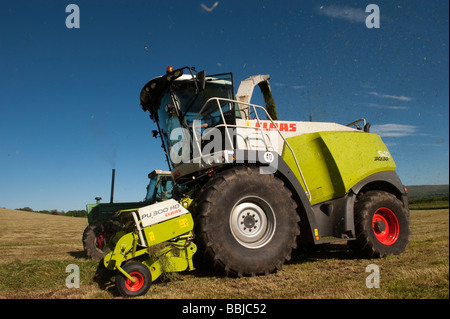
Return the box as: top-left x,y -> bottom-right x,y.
110,169 -> 115,203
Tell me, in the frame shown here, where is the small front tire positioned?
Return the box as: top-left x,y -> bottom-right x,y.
116,261 -> 152,297
349,190 -> 410,258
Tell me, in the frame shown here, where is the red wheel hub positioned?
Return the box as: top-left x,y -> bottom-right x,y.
124,272 -> 145,292
97,234 -> 105,249
96,232 -> 113,250
372,207 -> 400,245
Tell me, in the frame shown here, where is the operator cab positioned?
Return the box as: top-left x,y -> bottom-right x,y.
140,67 -> 241,174
144,170 -> 173,203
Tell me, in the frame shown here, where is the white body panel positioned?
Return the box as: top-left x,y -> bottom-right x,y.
137,199 -> 189,228
235,119 -> 356,154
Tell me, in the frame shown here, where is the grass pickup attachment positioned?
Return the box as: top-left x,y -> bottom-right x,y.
103,199 -> 196,297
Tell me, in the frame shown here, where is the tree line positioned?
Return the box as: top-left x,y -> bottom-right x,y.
17,207 -> 88,218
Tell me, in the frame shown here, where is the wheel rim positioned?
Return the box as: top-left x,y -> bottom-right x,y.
95,231 -> 113,252
124,272 -> 145,292
229,196 -> 276,249
372,207 -> 400,245
96,234 -> 106,250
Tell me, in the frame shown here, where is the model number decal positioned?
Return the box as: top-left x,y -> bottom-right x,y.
374,150 -> 390,161
138,199 -> 189,228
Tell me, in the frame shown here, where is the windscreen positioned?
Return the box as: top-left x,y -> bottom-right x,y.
158,73 -> 238,167
144,177 -> 157,201
177,73 -> 237,127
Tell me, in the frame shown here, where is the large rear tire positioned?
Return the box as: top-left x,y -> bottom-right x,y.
348,190 -> 410,258
194,166 -> 300,276
82,220 -> 121,260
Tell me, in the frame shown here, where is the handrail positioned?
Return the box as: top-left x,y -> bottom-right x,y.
191,97 -> 311,202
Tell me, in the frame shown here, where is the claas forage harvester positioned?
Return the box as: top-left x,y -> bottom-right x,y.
103,66 -> 409,297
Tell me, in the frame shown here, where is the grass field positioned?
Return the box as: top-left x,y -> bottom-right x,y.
0,207 -> 448,299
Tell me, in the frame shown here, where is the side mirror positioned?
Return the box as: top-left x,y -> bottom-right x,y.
197,70 -> 206,92
152,130 -> 159,138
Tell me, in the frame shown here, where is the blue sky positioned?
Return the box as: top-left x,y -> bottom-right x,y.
1,1 -> 448,211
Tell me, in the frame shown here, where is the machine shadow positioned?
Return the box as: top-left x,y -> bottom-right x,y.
288,242 -> 358,265
68,250 -> 88,259
92,260 -> 122,297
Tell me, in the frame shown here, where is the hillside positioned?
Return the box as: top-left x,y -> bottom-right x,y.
0,207 -> 87,264
406,185 -> 449,199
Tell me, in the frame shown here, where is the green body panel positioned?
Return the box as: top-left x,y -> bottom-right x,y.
282,131 -> 396,206
104,231 -> 143,269
142,213 -> 194,246
141,238 -> 197,281
86,202 -> 148,225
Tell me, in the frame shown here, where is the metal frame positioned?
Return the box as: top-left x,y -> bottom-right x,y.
191,97 -> 312,202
